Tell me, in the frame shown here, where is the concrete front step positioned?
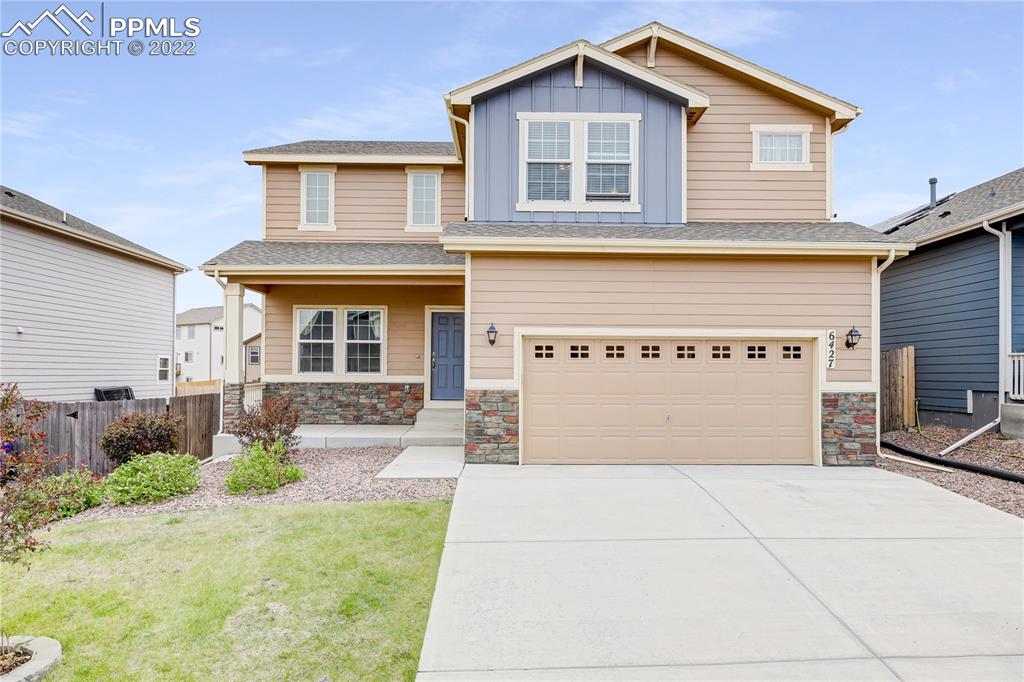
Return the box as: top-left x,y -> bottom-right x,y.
413,406 -> 463,426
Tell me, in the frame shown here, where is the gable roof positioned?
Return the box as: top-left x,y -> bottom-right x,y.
0,185 -> 187,272
875,167 -> 1024,245
447,39 -> 710,116
242,140 -> 459,165
176,306 -> 224,325
601,22 -> 861,130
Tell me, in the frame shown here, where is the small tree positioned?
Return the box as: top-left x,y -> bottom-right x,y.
0,384 -> 63,566
100,411 -> 181,466
229,397 -> 300,453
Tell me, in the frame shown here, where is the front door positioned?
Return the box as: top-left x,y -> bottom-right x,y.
431,312 -> 464,400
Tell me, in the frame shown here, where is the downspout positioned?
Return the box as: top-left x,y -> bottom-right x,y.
878,248 -> 896,273
874,249 -> 896,454
981,220 -> 1007,416
445,96 -> 471,219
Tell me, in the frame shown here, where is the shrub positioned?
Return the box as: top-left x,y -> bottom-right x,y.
106,453 -> 199,505
41,469 -> 105,519
230,397 -> 300,453
225,439 -> 304,496
100,411 -> 181,466
0,383 -> 63,565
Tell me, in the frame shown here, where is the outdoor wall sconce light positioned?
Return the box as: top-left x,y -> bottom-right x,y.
486,323 -> 498,346
845,326 -> 862,349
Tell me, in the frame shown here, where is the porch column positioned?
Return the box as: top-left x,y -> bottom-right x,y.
222,282 -> 245,430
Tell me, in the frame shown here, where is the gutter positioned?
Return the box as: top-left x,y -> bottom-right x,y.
915,200 -> 1024,247
982,220 -> 1009,412
440,237 -> 914,257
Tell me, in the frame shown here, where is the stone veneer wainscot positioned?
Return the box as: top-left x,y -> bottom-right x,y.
821,392 -> 877,465
465,388 -> 519,463
262,382 -> 423,425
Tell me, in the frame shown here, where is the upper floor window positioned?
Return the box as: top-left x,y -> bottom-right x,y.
299,165 -> 336,230
517,112 -> 640,213
749,124 -> 812,171
406,167 -> 443,232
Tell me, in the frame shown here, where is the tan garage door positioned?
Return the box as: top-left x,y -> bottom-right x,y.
523,338 -> 814,464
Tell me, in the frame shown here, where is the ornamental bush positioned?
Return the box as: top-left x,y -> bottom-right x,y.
100,411 -> 181,466
105,453 -> 199,505
225,439 -> 303,496
230,397 -> 300,453
41,468 -> 105,519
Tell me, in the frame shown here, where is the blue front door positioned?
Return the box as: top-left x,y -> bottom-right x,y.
431,312 -> 464,400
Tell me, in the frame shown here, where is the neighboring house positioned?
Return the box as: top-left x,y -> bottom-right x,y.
243,332 -> 262,383
877,168 -> 1024,431
202,22 -> 913,466
175,304 -> 261,382
0,186 -> 186,401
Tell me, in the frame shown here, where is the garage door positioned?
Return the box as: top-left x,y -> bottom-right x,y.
523,338 -> 814,464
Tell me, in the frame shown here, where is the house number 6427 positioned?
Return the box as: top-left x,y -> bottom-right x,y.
826,329 -> 837,369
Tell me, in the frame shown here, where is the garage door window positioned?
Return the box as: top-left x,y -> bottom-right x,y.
746,344 -> 768,360
710,344 -> 732,360
604,344 -> 625,359
782,344 -> 803,360
533,344 -> 554,359
569,344 -> 590,359
639,344 -> 661,359
675,344 -> 697,360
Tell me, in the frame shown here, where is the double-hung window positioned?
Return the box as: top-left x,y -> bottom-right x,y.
299,165 -> 336,229
297,309 -> 335,373
749,124 -> 812,171
406,168 -> 442,231
344,309 -> 384,374
518,113 -> 639,212
157,356 -> 171,382
248,346 -> 261,365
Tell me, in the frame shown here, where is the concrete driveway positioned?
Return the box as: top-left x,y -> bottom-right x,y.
418,464 -> 1024,681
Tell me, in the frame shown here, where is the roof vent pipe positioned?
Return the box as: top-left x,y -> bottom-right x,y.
61,211 -> 68,223
929,177 -> 938,209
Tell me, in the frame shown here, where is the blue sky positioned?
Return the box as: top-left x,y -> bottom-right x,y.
2,1 -> 1022,312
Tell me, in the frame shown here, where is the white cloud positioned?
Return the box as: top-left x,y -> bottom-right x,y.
933,67 -> 985,94
1,111 -> 58,138
305,45 -> 355,68
590,2 -> 794,47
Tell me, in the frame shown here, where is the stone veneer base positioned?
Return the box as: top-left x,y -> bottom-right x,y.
262,382 -> 423,425
821,391 -> 877,466
465,388 -> 519,464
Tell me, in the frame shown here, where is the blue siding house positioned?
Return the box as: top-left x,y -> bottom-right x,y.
878,167 -> 1024,430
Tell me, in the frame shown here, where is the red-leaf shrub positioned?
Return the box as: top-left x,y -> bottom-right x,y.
100,411 -> 182,466
229,397 -> 300,453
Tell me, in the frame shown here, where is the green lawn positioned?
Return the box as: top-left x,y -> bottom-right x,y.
0,501 -> 451,681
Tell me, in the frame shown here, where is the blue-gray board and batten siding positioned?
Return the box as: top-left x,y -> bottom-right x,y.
880,229 -> 999,421
1011,229 -> 1024,352
472,60 -> 684,224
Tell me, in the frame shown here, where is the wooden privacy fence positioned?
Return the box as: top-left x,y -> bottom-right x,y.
880,345 -> 916,433
175,379 -> 221,396
38,394 -> 218,475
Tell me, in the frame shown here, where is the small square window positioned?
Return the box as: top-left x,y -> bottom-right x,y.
534,344 -> 554,359
746,345 -> 767,360
569,344 -> 590,359
640,344 -> 661,359
782,344 -> 803,360
711,344 -> 732,360
676,344 -> 697,360
605,344 -> 625,359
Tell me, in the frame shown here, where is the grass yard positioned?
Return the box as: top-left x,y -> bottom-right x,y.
0,501 -> 451,681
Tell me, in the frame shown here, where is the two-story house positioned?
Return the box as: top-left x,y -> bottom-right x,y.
175,304 -> 262,383
202,22 -> 912,466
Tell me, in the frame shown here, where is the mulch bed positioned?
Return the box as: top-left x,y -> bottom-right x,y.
0,647 -> 31,675
70,447 -> 456,522
879,425 -> 1024,518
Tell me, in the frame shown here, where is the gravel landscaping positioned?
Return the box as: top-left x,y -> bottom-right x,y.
71,447 -> 455,522
879,425 -> 1024,518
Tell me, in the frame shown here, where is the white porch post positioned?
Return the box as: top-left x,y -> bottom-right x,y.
224,282 -> 245,384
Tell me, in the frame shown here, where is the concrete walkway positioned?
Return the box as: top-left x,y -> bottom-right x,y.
376,446 -> 465,479
418,465 -> 1024,681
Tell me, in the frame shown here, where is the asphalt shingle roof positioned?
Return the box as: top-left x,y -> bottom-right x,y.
244,140 -> 457,156
874,167 -> 1024,242
1,185 -> 184,269
202,241 -> 464,268
443,221 -> 906,243
176,306 -> 224,325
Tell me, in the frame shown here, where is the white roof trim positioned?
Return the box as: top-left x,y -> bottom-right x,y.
448,40 -> 710,108
601,23 -> 859,123
912,199 -> 1024,247
243,152 -> 462,165
199,264 -> 465,276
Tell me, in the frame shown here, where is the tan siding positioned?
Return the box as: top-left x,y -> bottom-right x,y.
265,164 -> 465,242
622,44 -> 828,222
263,284 -> 463,375
469,255 -> 872,383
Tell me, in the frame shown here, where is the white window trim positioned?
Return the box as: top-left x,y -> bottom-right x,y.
405,166 -> 444,233
298,164 -> 337,231
516,111 -> 641,213
293,306 -> 337,375
157,355 -> 172,383
749,124 -> 812,171
248,346 -> 260,365
183,351 -> 195,363
342,306 -> 388,376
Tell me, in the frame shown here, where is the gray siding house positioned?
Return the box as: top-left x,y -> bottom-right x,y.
0,186 -> 187,401
878,168 -> 1024,429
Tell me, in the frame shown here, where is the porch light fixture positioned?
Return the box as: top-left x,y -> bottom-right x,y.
845,326 -> 862,349
486,323 -> 498,346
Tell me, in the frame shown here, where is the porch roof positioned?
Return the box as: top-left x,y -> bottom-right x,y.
200,241 -> 464,274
